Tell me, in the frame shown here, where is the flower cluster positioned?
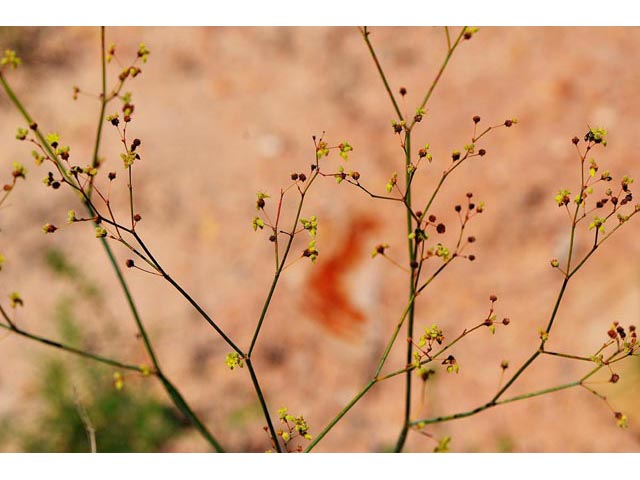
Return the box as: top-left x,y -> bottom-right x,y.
225,352 -> 244,370
1,49 -> 21,69
273,407 -> 312,452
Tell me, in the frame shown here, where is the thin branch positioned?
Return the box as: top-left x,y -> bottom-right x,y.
409,27 -> 467,130
0,45 -> 226,453
359,27 -> 404,121
87,26 -> 107,198
72,387 -> 97,453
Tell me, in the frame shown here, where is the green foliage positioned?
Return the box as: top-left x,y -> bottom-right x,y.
11,360 -> 186,452
45,248 -> 100,299
1,289 -> 188,452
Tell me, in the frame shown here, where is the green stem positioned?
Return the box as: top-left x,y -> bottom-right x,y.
377,323 -> 484,382
306,293 -> 416,453
0,320 -> 144,373
412,363 -> 605,427
409,27 -> 467,130
87,26 -> 107,198
419,154 -> 469,220
243,173 -> 319,451
359,27 -> 404,121
568,246 -> 597,278
0,309 -> 224,452
161,271 -> 244,355
304,380 -> 376,452
249,171 -> 318,356
100,237 -> 161,367
128,166 -> 134,227
117,228 -> 243,354
157,372 -> 225,452
492,240 -> 570,404
130,201 -> 282,451
411,381 -> 581,426
246,359 -> 282,453
376,295 -> 416,377
542,277 -> 569,339
395,132 -> 416,453
306,260 -> 454,451
92,163 -> 227,453
310,23 -> 468,445
542,350 -> 593,362
491,350 -> 541,404
491,198 -> 576,403
1,52 -> 225,452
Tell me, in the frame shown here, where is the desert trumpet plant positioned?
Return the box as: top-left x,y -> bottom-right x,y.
0,27 -> 638,453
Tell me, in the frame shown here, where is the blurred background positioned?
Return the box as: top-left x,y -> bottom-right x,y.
0,26 -> 639,452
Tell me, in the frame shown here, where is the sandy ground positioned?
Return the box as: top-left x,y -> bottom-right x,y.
1,26 -> 640,452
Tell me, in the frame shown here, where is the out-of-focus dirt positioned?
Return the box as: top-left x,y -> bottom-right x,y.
1,27 -> 639,452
